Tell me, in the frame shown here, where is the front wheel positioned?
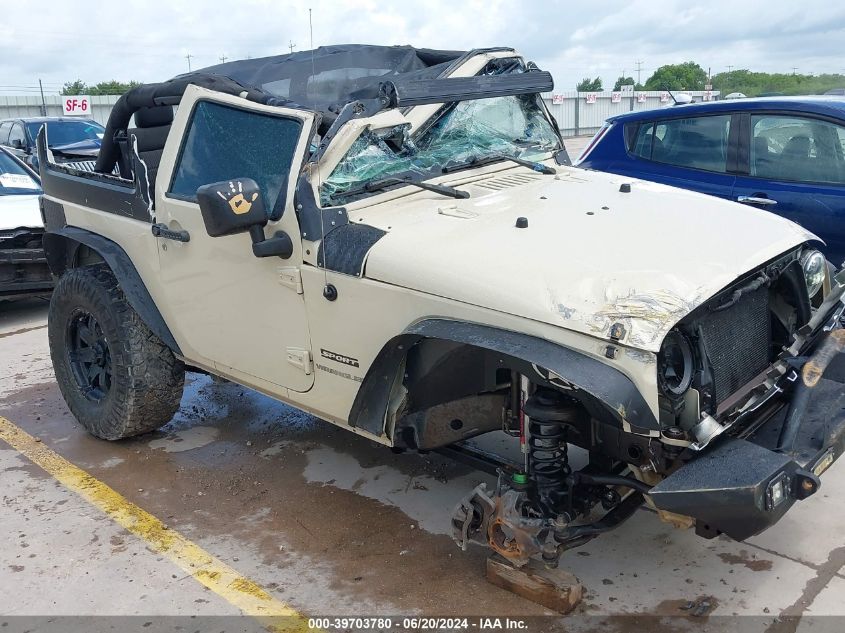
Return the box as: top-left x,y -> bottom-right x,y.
48,264 -> 185,440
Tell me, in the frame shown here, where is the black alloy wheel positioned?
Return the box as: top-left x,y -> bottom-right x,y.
66,309 -> 112,401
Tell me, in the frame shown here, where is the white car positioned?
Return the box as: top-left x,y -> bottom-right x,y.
0,147 -> 53,298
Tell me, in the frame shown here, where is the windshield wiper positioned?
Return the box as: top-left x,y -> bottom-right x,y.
341,176 -> 469,200
442,153 -> 556,175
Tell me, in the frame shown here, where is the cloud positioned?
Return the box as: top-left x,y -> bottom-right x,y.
1,0 -> 844,95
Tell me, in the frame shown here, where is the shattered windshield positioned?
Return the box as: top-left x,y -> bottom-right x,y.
320,92 -> 560,205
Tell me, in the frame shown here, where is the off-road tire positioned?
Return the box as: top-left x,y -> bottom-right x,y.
48,264 -> 185,440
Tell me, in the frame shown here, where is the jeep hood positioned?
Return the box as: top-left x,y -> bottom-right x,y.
361,168 -> 816,352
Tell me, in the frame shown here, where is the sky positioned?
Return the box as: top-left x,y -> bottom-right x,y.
2,0 -> 845,95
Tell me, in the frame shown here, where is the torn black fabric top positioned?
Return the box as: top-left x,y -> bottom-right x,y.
190,45 -> 466,115
95,45 -> 468,174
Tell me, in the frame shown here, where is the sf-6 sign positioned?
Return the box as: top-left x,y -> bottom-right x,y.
63,96 -> 92,116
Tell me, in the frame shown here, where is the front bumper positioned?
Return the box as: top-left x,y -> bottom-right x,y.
650,314 -> 845,541
0,246 -> 54,297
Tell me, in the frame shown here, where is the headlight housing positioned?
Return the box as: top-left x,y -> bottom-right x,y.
800,249 -> 826,298
657,330 -> 694,397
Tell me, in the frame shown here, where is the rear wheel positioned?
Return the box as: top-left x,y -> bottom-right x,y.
48,264 -> 185,440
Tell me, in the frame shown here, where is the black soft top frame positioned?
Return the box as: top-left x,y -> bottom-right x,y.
94,45 -> 553,176
94,73 -> 286,174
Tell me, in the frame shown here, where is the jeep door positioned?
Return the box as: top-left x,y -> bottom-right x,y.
154,86 -> 315,393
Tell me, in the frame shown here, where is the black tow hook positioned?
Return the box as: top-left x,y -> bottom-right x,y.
777,329 -> 845,452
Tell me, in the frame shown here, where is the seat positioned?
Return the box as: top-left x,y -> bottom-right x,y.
778,135 -> 812,181
667,130 -> 709,169
126,105 -> 173,196
651,136 -> 667,161
752,136 -> 775,177
782,135 -> 811,159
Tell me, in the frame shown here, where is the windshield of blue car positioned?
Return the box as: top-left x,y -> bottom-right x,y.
320,92 -> 561,206
0,152 -> 41,196
25,120 -> 105,147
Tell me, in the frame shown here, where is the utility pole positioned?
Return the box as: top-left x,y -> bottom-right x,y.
185,53 -> 194,71
38,79 -> 47,116
792,67 -> 798,75
635,60 -> 644,85
289,40 -> 296,54
219,54 -> 227,63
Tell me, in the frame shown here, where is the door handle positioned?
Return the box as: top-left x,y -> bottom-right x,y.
151,223 -> 190,242
737,195 -> 777,206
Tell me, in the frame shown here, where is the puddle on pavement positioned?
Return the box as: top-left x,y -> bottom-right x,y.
260,441 -> 295,457
148,426 -> 220,453
303,445 -> 492,535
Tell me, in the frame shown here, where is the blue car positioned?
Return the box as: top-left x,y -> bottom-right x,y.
578,97 -> 845,265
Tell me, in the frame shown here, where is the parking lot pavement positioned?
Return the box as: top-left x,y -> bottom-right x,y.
564,135 -> 591,159
2,281 -> 845,628
0,442 -> 243,617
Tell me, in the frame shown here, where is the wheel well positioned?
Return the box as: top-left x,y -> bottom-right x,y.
348,319 -> 659,443
43,234 -> 106,277
391,338 -> 512,450
42,228 -> 181,355
74,244 -> 106,268
382,337 -> 656,475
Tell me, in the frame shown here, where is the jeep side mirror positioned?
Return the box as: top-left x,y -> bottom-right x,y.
196,178 -> 293,259
196,178 -> 268,236
11,138 -> 25,150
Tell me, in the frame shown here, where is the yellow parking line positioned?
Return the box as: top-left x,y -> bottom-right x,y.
0,415 -> 311,633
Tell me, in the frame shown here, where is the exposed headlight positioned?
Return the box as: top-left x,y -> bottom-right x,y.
800,249 -> 826,298
658,330 -> 694,396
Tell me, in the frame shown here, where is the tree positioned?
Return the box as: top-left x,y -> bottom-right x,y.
61,80 -> 141,96
644,62 -> 707,91
712,69 -> 845,96
613,75 -> 636,91
576,76 -> 603,92
61,80 -> 88,95
90,80 -> 141,95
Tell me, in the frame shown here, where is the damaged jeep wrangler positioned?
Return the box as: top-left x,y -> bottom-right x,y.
38,45 -> 845,568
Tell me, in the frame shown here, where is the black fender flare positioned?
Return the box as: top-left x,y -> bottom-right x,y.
348,318 -> 658,438
43,226 -> 181,355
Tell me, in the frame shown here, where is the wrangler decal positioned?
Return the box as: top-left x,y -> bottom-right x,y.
315,363 -> 362,382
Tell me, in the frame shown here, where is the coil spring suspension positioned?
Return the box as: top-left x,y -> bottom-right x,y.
523,388 -> 583,518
